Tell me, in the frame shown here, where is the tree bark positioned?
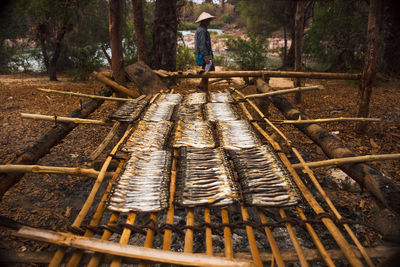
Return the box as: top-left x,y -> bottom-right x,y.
356,0 -> 383,133
294,1 -> 306,104
0,88 -> 112,200
109,0 -> 125,85
268,93 -> 400,215
152,0 -> 178,71
382,0 -> 400,76
132,0 -> 147,64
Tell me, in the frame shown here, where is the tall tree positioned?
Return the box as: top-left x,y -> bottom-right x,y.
109,0 -> 125,85
132,0 -> 147,63
356,0 -> 383,132
382,0 -> 400,75
152,0 -> 178,71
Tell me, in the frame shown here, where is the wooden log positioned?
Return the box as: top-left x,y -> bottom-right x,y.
21,113 -> 110,126
37,88 -> 145,102
15,226 -> 253,267
92,71 -> 140,98
245,86 -> 322,99
291,154 -> 400,169
90,121 -> 122,161
270,94 -> 400,215
272,117 -> 381,124
171,70 -> 361,80
0,164 -> 114,179
0,88 -> 112,200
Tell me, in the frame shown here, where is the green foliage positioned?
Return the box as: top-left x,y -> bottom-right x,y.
67,45 -> 103,80
221,13 -> 232,24
303,0 -> 368,72
176,45 -> 195,71
225,35 -> 268,70
178,22 -> 198,31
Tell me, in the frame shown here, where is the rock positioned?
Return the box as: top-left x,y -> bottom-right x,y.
125,62 -> 168,95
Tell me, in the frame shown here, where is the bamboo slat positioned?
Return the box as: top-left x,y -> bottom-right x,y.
273,117 -> 381,124
245,86 -> 322,99
90,121 -> 122,161
21,113 -> 110,126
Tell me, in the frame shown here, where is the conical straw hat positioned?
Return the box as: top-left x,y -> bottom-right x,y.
195,12 -> 216,23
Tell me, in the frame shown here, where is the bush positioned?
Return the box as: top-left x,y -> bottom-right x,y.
225,35 -> 268,70
67,45 -> 103,80
178,22 -> 198,31
176,45 -> 195,71
221,14 -> 232,24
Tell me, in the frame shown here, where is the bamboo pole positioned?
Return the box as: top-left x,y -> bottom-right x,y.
21,113 -> 110,126
241,206 -> 263,267
16,226 -> 254,267
172,70 -> 361,80
221,208 -> 234,260
273,117 -> 381,124
291,153 -> 400,169
90,122 -> 122,161
37,88 -> 146,102
204,208 -> 213,256
0,164 -> 113,179
92,71 -> 140,98
184,208 -> 195,253
245,86 -> 322,99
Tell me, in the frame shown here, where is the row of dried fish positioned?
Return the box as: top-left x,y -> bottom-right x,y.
209,92 -> 234,103
108,150 -> 171,212
172,104 -> 204,121
109,99 -> 148,123
229,145 -> 299,207
142,102 -> 176,122
155,93 -> 183,105
121,121 -> 172,152
216,120 -> 262,150
175,147 -> 239,207
171,120 -> 215,148
205,103 -> 241,121
182,92 -> 207,105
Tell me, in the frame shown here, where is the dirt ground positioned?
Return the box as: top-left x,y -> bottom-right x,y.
0,73 -> 399,262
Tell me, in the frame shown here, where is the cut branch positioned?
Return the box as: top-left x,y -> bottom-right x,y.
0,88 -> 112,199
272,117 -> 381,124
291,154 -> 400,169
21,113 -> 110,126
37,88 -> 145,102
245,86 -> 322,99
0,165 -> 114,179
90,121 -> 122,161
92,71 -> 140,98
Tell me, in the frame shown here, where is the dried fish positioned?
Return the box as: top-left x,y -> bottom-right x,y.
172,104 -> 204,121
108,150 -> 171,212
143,102 -> 176,121
229,145 -> 299,207
216,120 -> 262,150
171,120 -> 215,148
121,121 -> 172,152
205,103 -> 241,121
156,94 -> 183,105
209,92 -> 234,103
175,147 -> 239,207
109,100 -> 147,123
183,92 -> 207,105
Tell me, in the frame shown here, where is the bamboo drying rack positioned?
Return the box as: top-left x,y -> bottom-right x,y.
12,87 -> 397,267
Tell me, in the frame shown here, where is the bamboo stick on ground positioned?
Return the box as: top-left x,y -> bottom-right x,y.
21,113 -> 110,126
291,153 -> 400,169
245,86 -> 322,99
0,164 -> 114,179
272,117 -> 381,124
37,88 -> 145,102
90,121 -> 122,161
92,71 -> 140,98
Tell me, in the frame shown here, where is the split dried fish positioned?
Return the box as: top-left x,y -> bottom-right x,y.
171,120 -> 215,148
108,150 -> 171,212
205,103 -> 241,121
183,92 -> 207,105
229,145 -> 299,207
175,147 -> 239,207
216,120 -> 262,150
109,100 -> 147,123
121,121 -> 172,152
172,104 -> 204,121
143,102 -> 176,122
209,92 -> 234,103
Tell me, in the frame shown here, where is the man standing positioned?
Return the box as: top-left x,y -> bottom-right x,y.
195,12 -> 215,91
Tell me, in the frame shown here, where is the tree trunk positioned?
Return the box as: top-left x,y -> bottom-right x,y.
382,0 -> 400,75
356,0 -> 383,133
294,1 -> 306,104
109,0 -> 125,85
221,0 -> 225,11
0,88 -> 112,200
37,24 -> 50,72
282,22 -> 287,65
132,0 -> 147,64
268,93 -> 400,216
152,0 -> 178,71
